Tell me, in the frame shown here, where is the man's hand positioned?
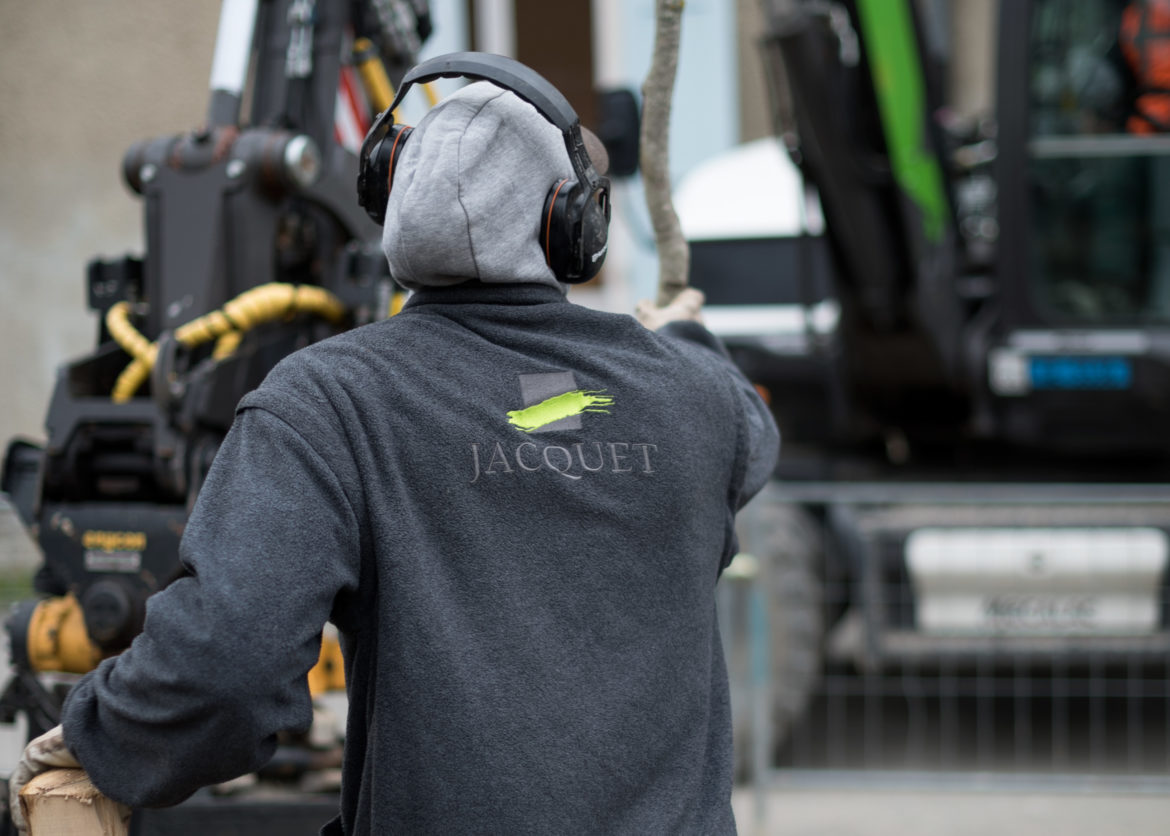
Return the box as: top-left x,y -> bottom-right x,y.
635,288 -> 705,331
9,725 -> 80,834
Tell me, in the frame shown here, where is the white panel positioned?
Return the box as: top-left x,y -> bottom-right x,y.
915,594 -> 1160,635
209,0 -> 259,95
987,348 -> 1030,396
1008,330 -> 1151,355
591,0 -> 624,87
675,138 -> 824,240
905,527 -> 1169,635
475,0 -> 516,57
702,301 -> 840,338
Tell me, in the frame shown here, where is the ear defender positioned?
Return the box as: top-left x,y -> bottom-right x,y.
356,52 -> 612,283
542,177 -> 611,284
358,123 -> 413,226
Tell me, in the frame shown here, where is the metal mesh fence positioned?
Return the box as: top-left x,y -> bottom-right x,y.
727,489 -> 1170,780
780,660 -> 1170,775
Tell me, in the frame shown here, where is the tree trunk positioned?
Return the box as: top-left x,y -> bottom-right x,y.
640,0 -> 690,306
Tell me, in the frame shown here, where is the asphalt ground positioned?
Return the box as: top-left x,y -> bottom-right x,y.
730,772 -> 1170,836
3,498 -> 1170,834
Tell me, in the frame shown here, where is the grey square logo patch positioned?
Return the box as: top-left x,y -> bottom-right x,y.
517,372 -> 580,432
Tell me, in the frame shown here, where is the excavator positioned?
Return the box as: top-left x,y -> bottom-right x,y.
0,0 -> 432,831
682,0 -> 1170,767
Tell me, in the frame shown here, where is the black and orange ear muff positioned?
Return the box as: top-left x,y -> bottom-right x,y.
356,51 -> 611,284
357,123 -> 413,227
541,176 -> 609,284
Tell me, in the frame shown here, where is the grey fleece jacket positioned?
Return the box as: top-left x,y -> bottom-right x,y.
60,80 -> 780,834
61,284 -> 778,833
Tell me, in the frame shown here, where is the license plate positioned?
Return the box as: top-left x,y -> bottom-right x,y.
905,527 -> 1167,636
1029,356 -> 1132,390
988,350 -> 1134,395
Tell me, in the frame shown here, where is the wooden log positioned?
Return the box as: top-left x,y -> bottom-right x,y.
19,769 -> 130,836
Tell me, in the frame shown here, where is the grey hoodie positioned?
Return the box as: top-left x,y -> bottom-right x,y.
61,83 -> 780,836
382,81 -> 575,291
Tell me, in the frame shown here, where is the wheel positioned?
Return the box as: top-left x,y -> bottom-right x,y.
729,486 -> 823,775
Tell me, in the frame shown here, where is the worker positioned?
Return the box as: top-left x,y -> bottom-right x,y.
9,66 -> 779,834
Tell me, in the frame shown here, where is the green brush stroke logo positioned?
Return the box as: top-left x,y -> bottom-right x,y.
507,390 -> 615,432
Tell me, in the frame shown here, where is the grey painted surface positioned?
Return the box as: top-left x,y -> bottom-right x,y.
730,781 -> 1170,836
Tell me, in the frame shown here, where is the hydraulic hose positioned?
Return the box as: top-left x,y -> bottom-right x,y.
355,37 -> 396,113
107,283 -> 347,403
354,37 -> 439,117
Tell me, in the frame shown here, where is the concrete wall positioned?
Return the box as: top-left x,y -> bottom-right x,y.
0,2 -> 222,449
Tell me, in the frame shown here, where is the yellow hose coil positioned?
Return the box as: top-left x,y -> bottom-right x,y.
106,302 -> 158,366
111,358 -> 152,403
107,284 -> 347,403
106,302 -> 159,403
212,330 -> 243,360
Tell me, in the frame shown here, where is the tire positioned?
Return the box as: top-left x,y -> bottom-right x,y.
729,486 -> 824,776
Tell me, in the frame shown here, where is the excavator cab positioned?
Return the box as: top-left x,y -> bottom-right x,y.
1014,0 -> 1163,322
690,0 -> 1170,768
685,0 -> 1170,470
986,0 -> 1170,458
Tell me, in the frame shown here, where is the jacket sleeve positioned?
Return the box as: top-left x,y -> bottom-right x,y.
658,320 -> 780,506
59,404 -> 362,809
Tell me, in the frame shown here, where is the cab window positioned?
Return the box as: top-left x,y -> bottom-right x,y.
1028,0 -> 1170,321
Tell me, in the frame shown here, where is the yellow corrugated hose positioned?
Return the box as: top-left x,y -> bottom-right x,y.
354,37 -> 440,118
422,80 -> 440,107
106,283 -> 347,403
354,37 -> 396,114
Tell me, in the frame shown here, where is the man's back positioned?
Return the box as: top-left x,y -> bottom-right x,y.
242,282 -> 767,833
53,74 -> 778,836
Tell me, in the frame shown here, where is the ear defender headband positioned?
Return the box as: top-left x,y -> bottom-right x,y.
357,52 -> 611,284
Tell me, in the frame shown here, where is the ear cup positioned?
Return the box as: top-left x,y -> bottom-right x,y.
578,183 -> 611,279
541,178 -> 610,284
358,124 -> 413,225
542,179 -> 575,282
385,125 -> 413,192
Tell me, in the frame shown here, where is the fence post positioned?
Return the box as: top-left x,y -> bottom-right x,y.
19,769 -> 129,836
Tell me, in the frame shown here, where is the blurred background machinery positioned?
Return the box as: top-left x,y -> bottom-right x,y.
0,0 -> 430,831
686,0 -> 1170,783
4,2 -> 1170,832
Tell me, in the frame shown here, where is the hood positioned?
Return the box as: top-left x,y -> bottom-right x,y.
381,82 -> 575,292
